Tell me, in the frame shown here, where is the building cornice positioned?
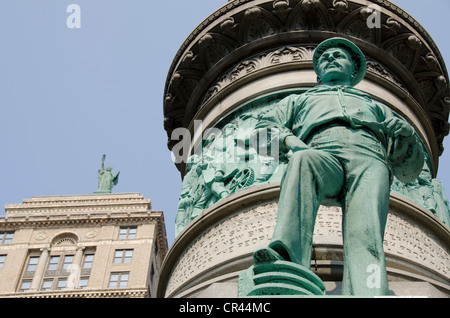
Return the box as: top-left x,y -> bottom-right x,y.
4,193 -> 151,217
0,210 -> 164,228
1,288 -> 150,298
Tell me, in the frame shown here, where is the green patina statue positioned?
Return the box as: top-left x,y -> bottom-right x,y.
240,38 -> 424,297
94,154 -> 120,194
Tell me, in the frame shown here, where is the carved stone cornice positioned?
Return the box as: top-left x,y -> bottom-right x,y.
163,0 -> 450,161
0,211 -> 162,229
5,193 -> 152,217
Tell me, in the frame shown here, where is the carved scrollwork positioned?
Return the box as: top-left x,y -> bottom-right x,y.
220,17 -> 238,38
239,6 -> 280,43
202,46 -> 315,104
366,59 -> 405,88
332,0 -> 348,13
272,0 -> 292,22
288,0 -> 333,31
199,33 -> 234,69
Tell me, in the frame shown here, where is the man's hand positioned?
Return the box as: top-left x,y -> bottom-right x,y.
384,117 -> 414,139
284,135 -> 309,153
384,118 -> 416,164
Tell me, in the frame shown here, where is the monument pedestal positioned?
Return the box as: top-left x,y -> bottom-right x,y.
238,260 -> 326,297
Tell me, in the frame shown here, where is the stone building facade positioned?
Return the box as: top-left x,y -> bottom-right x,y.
0,193 -> 167,298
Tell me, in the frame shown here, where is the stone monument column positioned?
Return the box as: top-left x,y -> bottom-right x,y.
158,0 -> 450,298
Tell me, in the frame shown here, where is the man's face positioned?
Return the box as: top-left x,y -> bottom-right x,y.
317,47 -> 355,85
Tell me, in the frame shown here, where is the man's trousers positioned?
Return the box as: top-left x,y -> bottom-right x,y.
269,126 -> 391,296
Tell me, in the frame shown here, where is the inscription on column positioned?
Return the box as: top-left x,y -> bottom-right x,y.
384,213 -> 450,277
166,202 -> 278,296
313,206 -> 343,245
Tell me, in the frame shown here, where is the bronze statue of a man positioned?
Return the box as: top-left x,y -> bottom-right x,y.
252,38 -> 423,296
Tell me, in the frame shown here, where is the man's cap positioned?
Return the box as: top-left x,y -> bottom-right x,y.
313,37 -> 367,86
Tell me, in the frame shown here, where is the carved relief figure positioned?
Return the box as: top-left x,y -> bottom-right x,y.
175,155 -> 201,237
391,155 -> 450,226
432,179 -> 450,226
175,113 -> 285,236
174,154 -> 230,237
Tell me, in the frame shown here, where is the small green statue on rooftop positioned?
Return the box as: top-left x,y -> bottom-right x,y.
94,154 -> 120,194
239,37 -> 424,297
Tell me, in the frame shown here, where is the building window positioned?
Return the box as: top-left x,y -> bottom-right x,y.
118,226 -> 137,240
45,254 -> 74,271
0,255 -> 6,269
79,277 -> 89,289
40,254 -> 74,291
62,255 -> 74,270
113,249 -> 133,264
109,272 -> 129,288
20,280 -> 32,292
26,256 -> 40,272
56,278 -> 67,290
0,231 -> 14,245
150,263 -> 155,283
82,254 -> 94,269
40,276 -> 78,291
20,249 -> 95,292
41,279 -> 53,291
47,255 -> 60,270
154,242 -> 159,262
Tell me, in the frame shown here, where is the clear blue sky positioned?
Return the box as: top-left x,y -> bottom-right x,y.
0,1 -> 449,246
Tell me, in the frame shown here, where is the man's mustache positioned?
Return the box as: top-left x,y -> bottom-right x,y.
324,62 -> 342,69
